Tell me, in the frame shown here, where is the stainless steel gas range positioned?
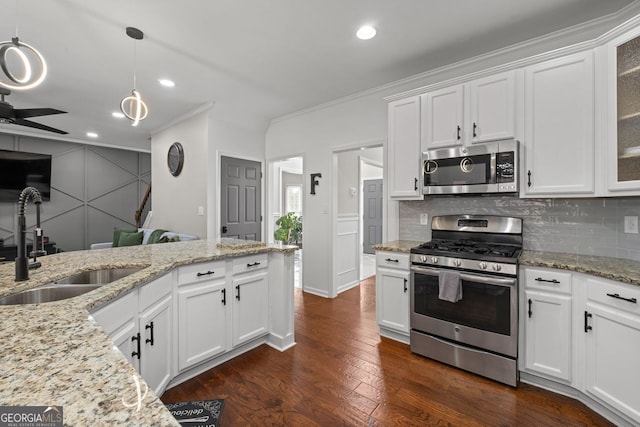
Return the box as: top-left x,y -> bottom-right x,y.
409,214 -> 523,387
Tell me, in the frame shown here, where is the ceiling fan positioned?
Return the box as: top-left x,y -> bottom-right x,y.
0,88 -> 68,134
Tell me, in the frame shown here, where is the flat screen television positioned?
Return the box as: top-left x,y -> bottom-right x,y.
0,149 -> 52,202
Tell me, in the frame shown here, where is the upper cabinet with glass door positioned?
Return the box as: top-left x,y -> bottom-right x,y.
608,27 -> 640,193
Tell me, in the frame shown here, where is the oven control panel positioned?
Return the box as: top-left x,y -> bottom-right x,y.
411,254 -> 517,276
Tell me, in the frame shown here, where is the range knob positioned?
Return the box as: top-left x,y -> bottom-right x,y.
492,264 -> 502,272
453,259 -> 462,267
420,255 -> 428,263
478,262 -> 487,270
430,256 -> 438,264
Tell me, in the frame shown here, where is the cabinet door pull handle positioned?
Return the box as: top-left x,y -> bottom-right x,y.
236,285 -> 241,301
414,177 -> 418,191
145,322 -> 154,346
131,332 -> 141,359
535,277 -> 560,284
222,288 -> 226,305
404,278 -> 408,293
606,293 -> 637,304
527,170 -> 532,187
456,125 -> 461,140
473,122 -> 477,138
528,299 -> 533,318
584,311 -> 593,333
197,270 -> 215,277
385,258 -> 399,263
247,262 -> 261,267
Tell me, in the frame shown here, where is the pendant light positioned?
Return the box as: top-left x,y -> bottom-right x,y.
120,27 -> 148,126
0,2 -> 47,90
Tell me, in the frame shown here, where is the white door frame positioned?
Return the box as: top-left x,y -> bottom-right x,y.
331,139 -> 385,298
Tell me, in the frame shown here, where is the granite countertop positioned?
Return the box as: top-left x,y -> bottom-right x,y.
0,239 -> 296,426
373,240 -> 422,253
520,250 -> 640,287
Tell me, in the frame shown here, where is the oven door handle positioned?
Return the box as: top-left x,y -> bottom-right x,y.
411,266 -> 517,287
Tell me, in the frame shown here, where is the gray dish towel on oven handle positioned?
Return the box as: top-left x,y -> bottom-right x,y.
439,270 -> 462,302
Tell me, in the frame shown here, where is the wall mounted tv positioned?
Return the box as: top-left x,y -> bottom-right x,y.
0,149 -> 52,202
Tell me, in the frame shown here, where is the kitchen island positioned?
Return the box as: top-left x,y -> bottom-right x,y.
0,239 -> 296,426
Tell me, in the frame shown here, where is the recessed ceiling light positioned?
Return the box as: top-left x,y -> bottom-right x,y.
112,111 -> 125,119
158,78 -> 175,88
356,25 -> 376,40
86,132 -> 98,138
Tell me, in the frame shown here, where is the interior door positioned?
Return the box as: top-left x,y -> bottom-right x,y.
221,156 -> 262,241
363,179 -> 383,254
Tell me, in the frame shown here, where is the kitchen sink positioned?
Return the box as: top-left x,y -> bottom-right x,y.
50,267 -> 145,285
0,267 -> 145,305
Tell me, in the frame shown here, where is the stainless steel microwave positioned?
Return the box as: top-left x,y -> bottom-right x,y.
422,140 -> 519,195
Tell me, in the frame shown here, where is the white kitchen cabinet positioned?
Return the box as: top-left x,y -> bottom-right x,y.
606,27 -> 640,193
422,70 -> 516,150
232,255 -> 269,347
375,251 -> 410,343
422,85 -> 464,149
469,71 -> 516,143
522,267 -> 572,382
91,273 -> 173,395
138,292 -> 172,394
523,50 -> 595,196
584,277 -> 640,424
388,96 -> 422,199
176,261 -> 228,372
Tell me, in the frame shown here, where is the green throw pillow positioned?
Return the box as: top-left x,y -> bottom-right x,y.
113,228 -> 137,247
116,231 -> 144,247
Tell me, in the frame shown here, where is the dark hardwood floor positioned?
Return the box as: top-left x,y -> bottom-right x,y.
161,276 -> 613,426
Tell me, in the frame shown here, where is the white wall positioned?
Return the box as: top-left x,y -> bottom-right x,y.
152,104 -> 267,240
151,111 -> 209,237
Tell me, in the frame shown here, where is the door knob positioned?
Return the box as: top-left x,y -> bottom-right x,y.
221,225 -> 228,234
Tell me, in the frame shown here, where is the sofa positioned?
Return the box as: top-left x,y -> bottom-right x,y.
90,228 -> 199,249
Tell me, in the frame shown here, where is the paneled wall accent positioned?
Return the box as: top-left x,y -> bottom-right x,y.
0,134 -> 150,252
400,196 -> 640,261
336,214 -> 359,294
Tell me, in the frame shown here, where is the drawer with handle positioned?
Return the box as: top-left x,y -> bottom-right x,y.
375,252 -> 410,270
232,253 -> 268,275
524,267 -> 571,294
178,260 -> 226,285
587,276 -> 640,315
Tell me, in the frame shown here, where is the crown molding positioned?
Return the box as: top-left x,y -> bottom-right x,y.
271,1 -> 640,122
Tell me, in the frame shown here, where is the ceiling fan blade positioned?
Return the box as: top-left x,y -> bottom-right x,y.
14,108 -> 67,119
14,118 -> 68,134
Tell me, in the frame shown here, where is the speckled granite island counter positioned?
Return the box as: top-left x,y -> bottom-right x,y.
519,250 -> 640,287
0,239 -> 297,426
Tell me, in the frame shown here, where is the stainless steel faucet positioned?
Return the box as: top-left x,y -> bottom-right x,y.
15,187 -> 44,282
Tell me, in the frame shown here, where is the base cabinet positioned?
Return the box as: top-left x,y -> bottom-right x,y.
232,271 -> 269,347
176,261 -> 228,372
520,267 -> 640,426
524,290 -> 572,381
91,273 -> 173,395
375,252 -> 410,342
584,278 -> 640,423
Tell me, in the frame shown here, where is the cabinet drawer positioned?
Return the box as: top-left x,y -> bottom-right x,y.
524,267 -> 572,294
587,277 -> 640,315
232,254 -> 268,275
138,273 -> 173,312
178,261 -> 226,285
376,252 -> 410,270
91,291 -> 137,336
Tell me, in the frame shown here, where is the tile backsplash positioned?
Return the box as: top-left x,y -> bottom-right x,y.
399,196 -> 640,261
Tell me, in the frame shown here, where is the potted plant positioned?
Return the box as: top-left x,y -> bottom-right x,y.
274,212 -> 302,245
